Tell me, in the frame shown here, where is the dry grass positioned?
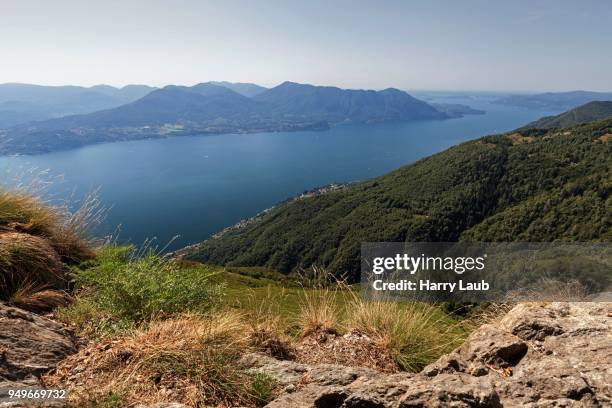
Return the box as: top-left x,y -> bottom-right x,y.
297,285 -> 341,337
243,287 -> 296,360
0,185 -> 103,257
52,189 -> 104,263
296,268 -> 343,336
46,265 -> 471,405
0,189 -> 60,236
467,302 -> 515,328
0,232 -> 67,299
296,328 -> 400,373
9,287 -> 73,314
506,278 -> 590,302
267,268 -> 468,373
45,312 -> 276,407
345,298 -> 464,372
0,184 -> 101,305
597,133 -> 612,143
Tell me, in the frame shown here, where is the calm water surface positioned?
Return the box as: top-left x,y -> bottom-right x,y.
0,97 -> 554,250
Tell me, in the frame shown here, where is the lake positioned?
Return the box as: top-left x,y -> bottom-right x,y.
0,95 -> 554,250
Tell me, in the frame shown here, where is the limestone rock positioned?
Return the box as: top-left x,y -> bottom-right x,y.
262,302 -> 612,407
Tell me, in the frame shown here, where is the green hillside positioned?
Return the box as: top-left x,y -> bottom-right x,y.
186,119 -> 612,280
523,101 -> 612,129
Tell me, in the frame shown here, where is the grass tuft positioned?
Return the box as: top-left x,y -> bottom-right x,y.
250,372 -> 277,407
10,287 -> 72,314
296,267 -> 342,336
0,189 -> 59,236
235,287 -> 296,359
346,298 -> 465,372
0,232 -> 66,299
0,184 -> 99,306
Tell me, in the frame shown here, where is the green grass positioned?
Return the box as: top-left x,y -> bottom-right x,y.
216,269 -> 351,335
55,297 -> 136,340
250,372 -> 277,407
63,246 -> 224,330
213,266 -> 469,370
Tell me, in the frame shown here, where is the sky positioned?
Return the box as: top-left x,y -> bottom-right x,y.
1,0 -> 611,92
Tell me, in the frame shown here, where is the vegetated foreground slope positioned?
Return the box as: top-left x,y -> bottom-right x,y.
186,118 -> 612,280
521,101 -> 612,129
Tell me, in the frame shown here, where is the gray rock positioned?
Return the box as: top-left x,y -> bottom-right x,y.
261,302 -> 611,407
241,352 -> 378,387
240,353 -> 310,386
0,303 -> 77,408
397,374 -> 501,407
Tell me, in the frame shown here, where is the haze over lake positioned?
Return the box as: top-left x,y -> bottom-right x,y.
0,95 -> 553,250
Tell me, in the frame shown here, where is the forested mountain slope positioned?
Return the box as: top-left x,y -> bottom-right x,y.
186,118 -> 612,279
521,101 -> 612,129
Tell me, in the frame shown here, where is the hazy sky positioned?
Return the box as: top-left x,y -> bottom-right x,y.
1,0 -> 611,91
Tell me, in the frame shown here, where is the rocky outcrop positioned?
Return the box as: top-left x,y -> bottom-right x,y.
0,303 -> 78,407
1,302 -> 609,407
248,302 -> 611,407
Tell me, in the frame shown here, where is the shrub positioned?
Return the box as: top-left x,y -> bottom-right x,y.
74,246 -> 224,322
55,296 -> 136,340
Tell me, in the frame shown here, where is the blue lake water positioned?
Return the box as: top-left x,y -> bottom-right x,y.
0,96 -> 554,250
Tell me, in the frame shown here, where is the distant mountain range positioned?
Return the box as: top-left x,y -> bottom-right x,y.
0,83 -> 155,128
430,103 -> 485,118
0,81 -> 451,155
522,101 -> 612,129
209,81 -> 268,97
253,81 -> 446,122
493,90 -> 612,111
